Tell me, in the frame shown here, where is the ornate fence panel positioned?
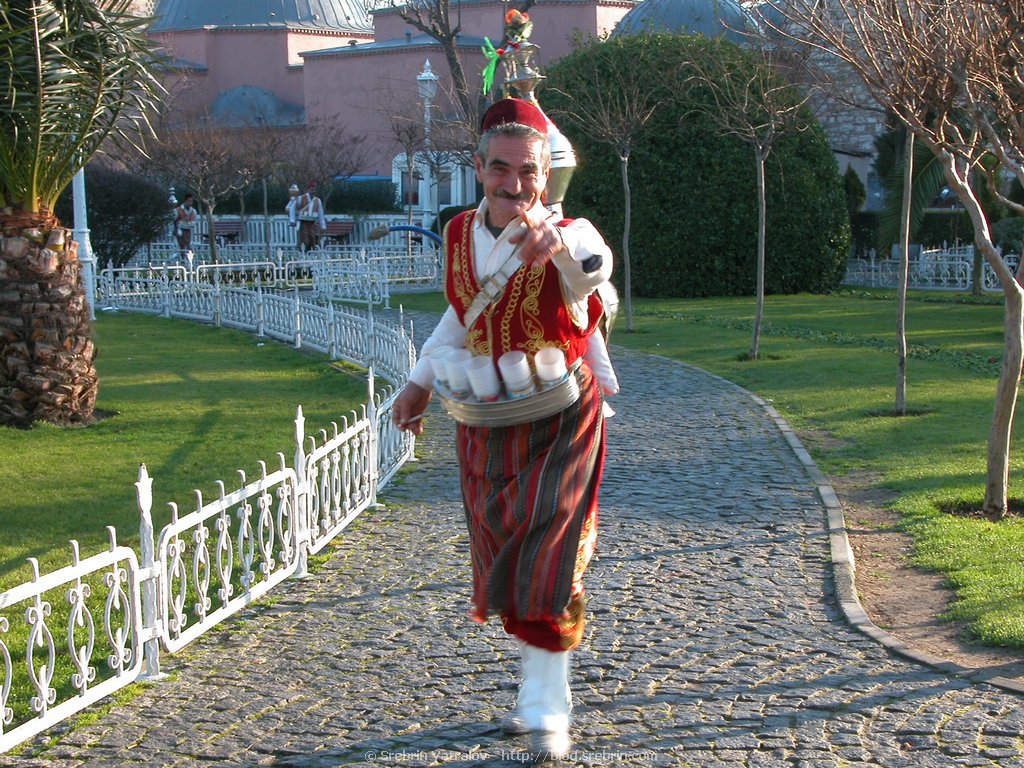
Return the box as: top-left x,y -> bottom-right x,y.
2,270 -> 419,753
367,310 -> 418,385
293,301 -> 332,356
370,246 -> 442,293
309,256 -> 388,305
0,533 -> 144,753
301,411 -> 375,556
195,261 -> 288,288
142,461 -> 302,655
843,247 -> 1018,292
374,385 -> 411,488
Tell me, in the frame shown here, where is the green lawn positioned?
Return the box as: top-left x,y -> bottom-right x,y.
0,312 -> 368,589
395,288 -> 1024,649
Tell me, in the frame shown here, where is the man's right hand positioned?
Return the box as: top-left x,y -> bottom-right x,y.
392,382 -> 431,436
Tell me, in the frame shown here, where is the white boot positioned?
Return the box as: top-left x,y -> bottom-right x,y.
501,641 -> 537,735
501,643 -> 573,745
514,645 -> 572,761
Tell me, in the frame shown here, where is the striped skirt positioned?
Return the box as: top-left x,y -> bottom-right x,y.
456,363 -> 606,649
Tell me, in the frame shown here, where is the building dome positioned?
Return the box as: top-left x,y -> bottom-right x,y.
612,0 -> 753,43
151,0 -> 372,34
209,85 -> 304,127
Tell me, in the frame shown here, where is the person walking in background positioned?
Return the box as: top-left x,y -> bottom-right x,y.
392,98 -> 613,762
173,193 -> 198,264
285,183 -> 300,227
288,181 -> 326,252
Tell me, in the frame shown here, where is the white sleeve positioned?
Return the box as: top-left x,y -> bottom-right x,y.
551,218 -> 614,301
585,333 -> 620,395
408,306 -> 467,390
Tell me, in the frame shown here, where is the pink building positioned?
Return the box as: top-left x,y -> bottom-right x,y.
150,0 -> 637,212
150,1 -> 881,212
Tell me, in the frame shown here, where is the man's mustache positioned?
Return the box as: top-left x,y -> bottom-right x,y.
495,190 -> 533,201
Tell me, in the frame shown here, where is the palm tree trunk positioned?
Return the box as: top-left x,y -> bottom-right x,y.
0,211 -> 98,428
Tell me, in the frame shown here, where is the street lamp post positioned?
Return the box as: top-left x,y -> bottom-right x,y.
417,59 -> 439,229
160,186 -> 178,268
72,168 -> 96,320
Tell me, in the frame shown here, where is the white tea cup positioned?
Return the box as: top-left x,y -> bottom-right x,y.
534,347 -> 568,386
445,348 -> 473,397
465,355 -> 502,401
429,345 -> 453,385
498,350 -> 536,397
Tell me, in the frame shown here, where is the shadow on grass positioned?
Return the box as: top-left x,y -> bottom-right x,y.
938,497 -> 1024,522
865,406 -> 935,417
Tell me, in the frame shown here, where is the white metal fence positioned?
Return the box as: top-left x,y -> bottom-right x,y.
843,245 -> 1020,292
122,246 -> 441,307
0,276 -> 419,753
142,214 -> 439,263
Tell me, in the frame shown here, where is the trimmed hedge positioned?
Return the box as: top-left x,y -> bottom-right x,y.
216,179 -> 400,216
54,164 -> 171,268
543,34 -> 849,297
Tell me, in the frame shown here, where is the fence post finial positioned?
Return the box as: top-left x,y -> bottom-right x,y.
293,406 -> 309,577
136,463 -> 166,681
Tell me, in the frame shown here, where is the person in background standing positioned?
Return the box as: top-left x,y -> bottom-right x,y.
285,183 -> 300,227
174,193 -> 198,264
289,181 -> 326,252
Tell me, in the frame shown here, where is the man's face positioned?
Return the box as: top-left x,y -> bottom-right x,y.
474,134 -> 549,229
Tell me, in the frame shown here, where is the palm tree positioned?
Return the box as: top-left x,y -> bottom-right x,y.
0,0 -> 162,428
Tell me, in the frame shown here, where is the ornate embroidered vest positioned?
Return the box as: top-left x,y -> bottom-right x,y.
444,210 -> 601,365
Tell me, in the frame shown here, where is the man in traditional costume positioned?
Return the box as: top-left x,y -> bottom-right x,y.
393,98 -> 613,761
288,181 -> 326,251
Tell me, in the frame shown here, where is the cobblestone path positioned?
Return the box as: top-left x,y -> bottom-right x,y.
6,317 -> 1024,767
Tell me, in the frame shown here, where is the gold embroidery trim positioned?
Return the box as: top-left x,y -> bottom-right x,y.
448,213 -> 477,314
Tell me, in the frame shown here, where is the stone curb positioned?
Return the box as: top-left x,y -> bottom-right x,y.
644,351 -> 1024,698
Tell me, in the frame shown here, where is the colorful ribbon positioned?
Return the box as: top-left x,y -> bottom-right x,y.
481,37 -> 500,96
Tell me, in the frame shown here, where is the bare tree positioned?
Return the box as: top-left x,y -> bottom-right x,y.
546,37 -> 665,333
277,116 -> 369,210
762,0 -> 1024,519
894,129 -> 914,414
383,96 -> 429,248
139,109 -> 256,261
230,124 -> 287,255
685,41 -> 813,359
369,0 -> 501,121
427,77 -> 481,172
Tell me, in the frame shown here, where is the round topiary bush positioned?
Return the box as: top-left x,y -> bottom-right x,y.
543,34 -> 850,298
55,163 -> 172,268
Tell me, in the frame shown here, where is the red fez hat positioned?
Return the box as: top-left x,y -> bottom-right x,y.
481,98 -> 549,135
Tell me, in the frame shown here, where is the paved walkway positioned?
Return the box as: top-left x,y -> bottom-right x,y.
7,322 -> 1024,767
